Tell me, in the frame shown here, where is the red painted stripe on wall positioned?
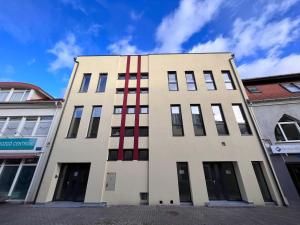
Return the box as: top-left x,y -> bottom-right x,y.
133,55 -> 141,160
118,55 -> 131,160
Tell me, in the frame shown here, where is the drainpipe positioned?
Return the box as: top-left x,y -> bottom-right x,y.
228,55 -> 288,206
34,57 -> 80,203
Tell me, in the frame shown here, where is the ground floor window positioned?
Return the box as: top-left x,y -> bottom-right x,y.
287,163 -> 300,196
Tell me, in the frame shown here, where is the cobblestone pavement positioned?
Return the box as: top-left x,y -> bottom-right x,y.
0,204 -> 300,225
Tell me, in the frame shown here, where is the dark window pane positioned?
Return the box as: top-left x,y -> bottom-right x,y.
171,105 -> 184,136
247,86 -> 261,93
87,106 -> 102,138
123,150 -> 133,161
0,166 -> 19,195
116,88 -> 124,94
97,74 -> 107,92
118,73 -> 125,80
139,127 -> 149,137
114,106 -> 122,114
232,105 -> 252,135
172,125 -> 184,136
191,105 -> 206,136
281,123 -> 300,140
275,125 -> 285,141
130,73 -> 137,80
24,158 -> 39,164
108,150 -> 118,161
139,149 -> 149,161
80,74 -> 91,92
140,88 -> 148,93
67,106 -> 83,138
212,105 -> 229,135
141,73 -> 149,79
128,88 -> 136,94
111,127 -> 120,137
125,127 -> 134,136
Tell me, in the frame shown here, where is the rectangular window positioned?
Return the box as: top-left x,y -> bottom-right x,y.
118,73 -> 125,80
139,127 -> 149,137
281,83 -> 300,93
108,150 -> 118,161
276,122 -> 300,141
127,106 -> 135,114
171,105 -> 184,136
232,104 -> 252,135
125,127 -> 134,137
190,105 -> 206,136
247,86 -> 261,93
140,88 -> 148,93
113,106 -> 122,114
140,106 -> 148,114
80,74 -> 91,93
20,117 -> 38,136
116,88 -> 124,94
0,90 -> 10,101
123,150 -> 133,161
3,117 -> 21,136
185,71 -> 197,91
35,116 -> 53,136
9,90 -> 30,102
168,72 -> 178,91
128,88 -> 136,94
130,73 -> 137,80
67,106 -> 83,138
212,104 -> 229,135
97,73 -> 107,92
87,106 -> 102,138
141,73 -> 149,79
0,117 -> 7,133
111,127 -> 120,137
222,71 -> 235,90
139,149 -> 149,161
204,71 -> 216,90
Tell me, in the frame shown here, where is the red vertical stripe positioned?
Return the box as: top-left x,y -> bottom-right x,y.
118,55 -> 131,160
133,55 -> 141,160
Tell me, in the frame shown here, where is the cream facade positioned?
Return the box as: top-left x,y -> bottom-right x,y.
37,53 -> 283,206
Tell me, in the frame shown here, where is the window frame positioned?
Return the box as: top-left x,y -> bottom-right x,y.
138,149 -> 149,161
211,104 -> 229,135
123,149 -> 133,161
276,121 -> 300,142
140,106 -> 149,114
86,106 -> 102,138
232,104 -> 252,135
170,105 -> 184,136
281,83 -> 300,93
190,104 -> 206,136
67,106 -> 83,138
108,149 -> 118,161
222,70 -> 236,90
79,73 -> 91,93
168,71 -> 179,91
96,73 -> 108,93
204,71 -> 217,90
113,106 -> 123,114
111,127 -> 120,137
185,71 -> 197,91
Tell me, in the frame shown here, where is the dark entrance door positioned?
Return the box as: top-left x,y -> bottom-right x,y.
203,162 -> 242,201
287,163 -> 300,196
53,163 -> 90,202
176,162 -> 192,203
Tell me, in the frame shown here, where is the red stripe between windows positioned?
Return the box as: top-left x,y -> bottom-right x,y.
118,55 -> 131,160
133,55 -> 141,160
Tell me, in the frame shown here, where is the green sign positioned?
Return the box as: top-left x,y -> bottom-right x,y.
0,138 -> 37,150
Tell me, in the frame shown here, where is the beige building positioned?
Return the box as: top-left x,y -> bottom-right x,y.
36,53 -> 284,206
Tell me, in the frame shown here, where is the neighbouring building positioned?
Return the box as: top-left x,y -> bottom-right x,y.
37,53 -> 284,206
243,74 -> 300,206
0,82 -> 63,202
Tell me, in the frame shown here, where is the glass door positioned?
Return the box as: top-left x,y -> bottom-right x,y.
176,162 -> 192,203
0,159 -> 21,197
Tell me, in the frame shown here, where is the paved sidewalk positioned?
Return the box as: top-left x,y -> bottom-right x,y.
0,204 -> 300,225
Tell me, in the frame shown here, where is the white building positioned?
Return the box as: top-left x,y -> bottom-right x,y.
0,82 -> 63,202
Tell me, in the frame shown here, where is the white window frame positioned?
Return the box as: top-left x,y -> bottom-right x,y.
9,89 -> 30,102
277,121 -> 300,142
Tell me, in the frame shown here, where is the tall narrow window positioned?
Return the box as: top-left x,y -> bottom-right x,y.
80,74 -> 91,93
204,71 -> 216,90
20,117 -> 37,136
3,117 -> 21,136
232,104 -> 252,135
97,73 -> 107,92
222,71 -> 235,90
212,104 -> 229,135
171,105 -> 184,136
0,117 -> 7,133
87,106 -> 102,138
67,106 -> 83,138
190,105 -> 206,136
168,72 -> 178,91
35,116 -> 53,136
185,71 -> 197,91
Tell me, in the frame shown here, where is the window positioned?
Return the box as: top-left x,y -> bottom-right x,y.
281,83 -> 300,93
140,88 -> 148,93
3,117 -> 21,136
20,117 -> 37,136
118,73 -> 125,80
139,127 -> 149,137
222,71 -> 235,90
0,90 -> 10,101
116,88 -> 124,94
87,106 -> 102,138
140,106 -> 148,114
190,105 -> 206,136
108,150 -> 118,161
168,72 -> 178,91
232,104 -> 252,135
123,150 -> 133,161
275,122 -> 300,141
0,117 -> 7,133
130,73 -> 137,80
111,127 -> 120,137
139,149 -> 149,161
67,106 -> 83,138
35,116 -> 53,136
125,127 -> 134,136
127,106 -> 135,114
171,105 -> 184,136
185,71 -> 197,91
9,90 -> 30,102
97,73 -> 107,92
114,106 -> 123,114
128,88 -> 136,94
212,104 -> 229,135
247,86 -> 261,93
80,74 -> 91,92
204,71 -> 216,90
141,73 -> 149,79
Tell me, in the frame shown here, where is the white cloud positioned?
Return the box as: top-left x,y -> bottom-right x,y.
238,54 -> 300,78
189,36 -> 230,53
155,0 -> 223,52
48,33 -> 82,72
107,36 -> 140,55
86,23 -> 102,36
61,0 -> 87,14
130,11 -> 143,21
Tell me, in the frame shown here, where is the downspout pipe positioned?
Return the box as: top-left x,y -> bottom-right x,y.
34,57 -> 80,203
228,55 -> 288,206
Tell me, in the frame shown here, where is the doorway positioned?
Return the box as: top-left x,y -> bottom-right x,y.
53,163 -> 90,202
176,162 -> 192,203
203,162 -> 242,201
287,163 -> 300,196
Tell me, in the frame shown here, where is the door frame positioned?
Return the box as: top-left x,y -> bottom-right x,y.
176,162 -> 193,204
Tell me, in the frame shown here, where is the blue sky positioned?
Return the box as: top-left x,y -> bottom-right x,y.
0,0 -> 300,97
